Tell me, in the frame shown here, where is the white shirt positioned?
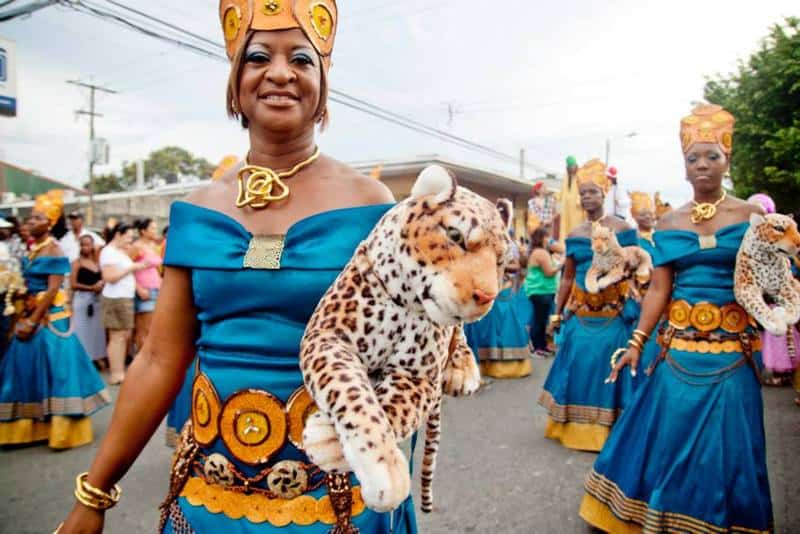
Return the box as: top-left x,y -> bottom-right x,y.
99,245 -> 135,299
59,229 -> 105,263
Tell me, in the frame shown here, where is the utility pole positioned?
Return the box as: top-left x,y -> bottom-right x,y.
519,148 -> 526,179
68,80 -> 117,225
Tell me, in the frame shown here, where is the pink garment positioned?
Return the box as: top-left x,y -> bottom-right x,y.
135,244 -> 163,290
761,327 -> 800,373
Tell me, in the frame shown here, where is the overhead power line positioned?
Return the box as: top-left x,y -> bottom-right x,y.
57,0 -> 548,174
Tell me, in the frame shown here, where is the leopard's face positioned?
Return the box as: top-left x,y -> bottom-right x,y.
370,166 -> 510,326
749,213 -> 800,258
590,222 -> 618,255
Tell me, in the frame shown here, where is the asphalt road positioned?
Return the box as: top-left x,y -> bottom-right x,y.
1,359 -> 798,533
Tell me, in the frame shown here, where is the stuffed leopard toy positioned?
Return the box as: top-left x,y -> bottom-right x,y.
585,222 -> 652,296
735,213 -> 800,336
299,165 -> 510,514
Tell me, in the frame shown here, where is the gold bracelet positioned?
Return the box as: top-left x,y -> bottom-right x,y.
627,338 -> 644,352
549,314 -> 562,322
610,347 -> 626,369
633,329 -> 650,342
74,473 -> 121,511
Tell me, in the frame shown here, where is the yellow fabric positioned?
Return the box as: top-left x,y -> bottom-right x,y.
0,416 -> 92,449
49,416 -> 93,449
558,174 -> 585,240
576,158 -> 610,193
33,190 -> 64,227
479,359 -> 532,378
579,493 -> 642,534
0,419 -> 50,445
628,191 -> 654,217
680,104 -> 735,155
543,417 -> 610,452
180,476 -> 365,526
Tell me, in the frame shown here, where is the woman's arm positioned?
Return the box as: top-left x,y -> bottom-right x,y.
16,272 -> 63,341
101,262 -> 145,284
535,250 -> 563,277
608,264 -> 674,381
59,267 -> 199,532
553,255 -> 576,316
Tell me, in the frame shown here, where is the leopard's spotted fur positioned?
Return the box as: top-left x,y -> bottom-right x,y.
735,213 -> 800,336
300,165 -> 510,514
585,222 -> 652,296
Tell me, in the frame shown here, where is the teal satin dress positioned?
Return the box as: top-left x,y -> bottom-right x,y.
635,234 -> 662,373
161,202 -> 417,534
539,229 -> 639,451
581,223 -> 772,533
0,255 -> 110,446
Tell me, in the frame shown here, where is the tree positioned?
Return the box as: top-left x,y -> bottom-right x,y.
85,146 -> 215,192
86,172 -> 131,194
704,17 -> 800,213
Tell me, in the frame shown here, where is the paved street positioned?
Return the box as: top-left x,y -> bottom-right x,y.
1,359 -> 799,533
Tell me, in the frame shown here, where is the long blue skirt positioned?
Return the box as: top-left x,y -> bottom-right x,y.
581,345 -> 772,532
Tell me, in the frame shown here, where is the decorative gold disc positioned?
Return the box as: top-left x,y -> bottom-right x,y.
286,386 -> 318,451
192,373 -> 222,447
219,389 -> 287,466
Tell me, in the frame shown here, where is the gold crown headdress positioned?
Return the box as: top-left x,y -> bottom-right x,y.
680,104 -> 735,155
220,0 -> 338,64
33,190 -> 64,227
575,158 -> 610,193
628,191 -> 655,216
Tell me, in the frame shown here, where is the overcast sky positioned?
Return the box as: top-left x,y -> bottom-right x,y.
1,0 -> 797,206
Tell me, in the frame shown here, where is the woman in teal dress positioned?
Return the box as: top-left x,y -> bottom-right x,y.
580,104 -> 772,533
58,2 -> 417,533
465,199 -> 533,378
538,158 -> 638,452
627,191 -> 660,372
0,193 -> 110,449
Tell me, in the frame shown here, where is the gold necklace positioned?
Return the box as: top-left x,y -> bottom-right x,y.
236,147 -> 321,210
28,236 -> 54,260
690,190 -> 726,224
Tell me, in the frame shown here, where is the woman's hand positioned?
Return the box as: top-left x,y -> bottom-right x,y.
546,314 -> 562,335
14,320 -> 36,341
606,346 -> 642,383
92,281 -> 105,294
136,286 -> 151,301
56,502 -> 105,534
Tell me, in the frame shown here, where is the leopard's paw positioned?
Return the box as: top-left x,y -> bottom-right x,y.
345,441 -> 410,513
442,357 -> 481,397
302,411 -> 350,473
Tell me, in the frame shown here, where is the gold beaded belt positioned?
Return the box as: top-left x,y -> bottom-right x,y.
158,373 -> 363,532
666,300 -> 755,333
567,280 -> 629,318
657,330 -> 763,354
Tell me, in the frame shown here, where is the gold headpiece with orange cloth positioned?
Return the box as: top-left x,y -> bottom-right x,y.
628,191 -> 655,217
679,104 -> 735,155
575,158 -> 610,194
33,190 -> 64,227
220,0 -> 337,63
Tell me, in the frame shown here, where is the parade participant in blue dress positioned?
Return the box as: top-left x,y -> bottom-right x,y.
57,2 -> 418,533
628,191 -> 660,372
538,158 -> 638,452
0,191 -> 110,449
581,104 -> 773,533
465,199 -> 533,378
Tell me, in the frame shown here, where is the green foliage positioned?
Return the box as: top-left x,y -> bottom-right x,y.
704,17 -> 800,213
85,146 -> 215,193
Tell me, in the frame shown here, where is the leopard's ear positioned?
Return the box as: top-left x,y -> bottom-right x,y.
749,212 -> 765,227
411,165 -> 458,205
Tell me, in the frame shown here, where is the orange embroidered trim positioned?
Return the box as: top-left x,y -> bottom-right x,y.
180,476 -> 365,526
537,390 -> 620,426
583,470 -> 772,534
